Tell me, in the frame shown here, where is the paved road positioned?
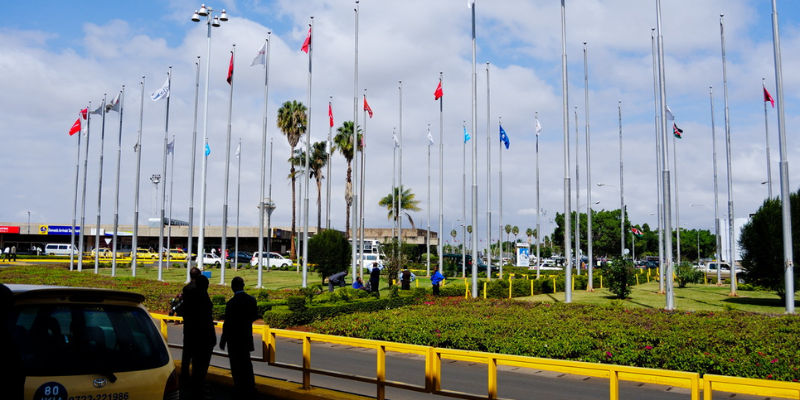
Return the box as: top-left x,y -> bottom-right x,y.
165,324 -> 768,400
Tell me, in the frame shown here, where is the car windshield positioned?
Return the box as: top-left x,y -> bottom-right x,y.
11,303 -> 170,376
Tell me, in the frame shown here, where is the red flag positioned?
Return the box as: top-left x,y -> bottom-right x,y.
80,108 -> 88,120
226,53 -> 234,84
764,86 -> 775,108
69,117 -> 81,136
301,27 -> 311,53
434,80 -> 443,100
363,95 -> 373,118
328,102 -> 334,127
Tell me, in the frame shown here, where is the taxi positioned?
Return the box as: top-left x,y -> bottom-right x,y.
8,284 -> 179,400
135,248 -> 159,259
166,249 -> 191,260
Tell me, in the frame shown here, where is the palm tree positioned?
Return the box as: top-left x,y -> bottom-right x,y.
289,141 -> 328,231
378,185 -> 421,229
332,121 -> 363,238
526,228 -> 533,244
512,226 -> 520,243
277,100 -> 307,259
504,224 -> 512,258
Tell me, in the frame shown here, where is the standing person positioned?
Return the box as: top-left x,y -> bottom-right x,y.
369,262 -> 381,294
220,277 -> 259,400
182,268 -> 217,400
10,245 -> 16,262
431,266 -> 444,296
3,246 -> 9,261
400,268 -> 412,290
0,283 -> 24,400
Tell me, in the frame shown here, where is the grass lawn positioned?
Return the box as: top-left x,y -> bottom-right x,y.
518,280 -> 799,314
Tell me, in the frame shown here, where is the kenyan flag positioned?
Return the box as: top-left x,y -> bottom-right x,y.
631,227 -> 644,238
673,123 -> 683,139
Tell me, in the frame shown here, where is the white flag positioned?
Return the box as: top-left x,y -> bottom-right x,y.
106,92 -> 121,113
666,105 -> 675,121
89,103 -> 104,115
392,133 -> 400,148
427,129 -> 434,146
150,78 -> 170,101
166,140 -> 174,155
235,143 -> 241,158
251,41 -> 267,67
468,0 -> 474,8
535,118 -> 542,135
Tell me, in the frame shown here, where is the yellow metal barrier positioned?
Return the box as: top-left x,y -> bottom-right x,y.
150,313 -> 800,400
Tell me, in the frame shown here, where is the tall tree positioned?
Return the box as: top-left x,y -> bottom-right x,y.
526,228 -> 534,244
289,141 -> 328,231
277,100 -> 307,259
378,185 -> 421,230
332,121 -> 363,238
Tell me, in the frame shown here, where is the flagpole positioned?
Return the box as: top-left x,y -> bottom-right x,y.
618,100 -> 625,260
351,2 -> 360,283
70,109 -> 85,271
111,87 -> 125,277
470,0 -> 479,296
710,86 -> 722,285
584,42 -> 594,290
770,0 -> 794,313
266,138 -> 274,274
497,117 -> 502,279
221,45 -> 236,285
656,0 -> 675,310
672,120 -> 681,265
94,94 -> 108,274
392,128 -> 397,245
561,0 -> 573,303
462,120 -> 467,279
132,79 -> 145,276
398,81 -> 403,250
427,123 -> 431,277
485,62 -> 492,282
167,135 -> 176,267
187,56 -> 201,276
78,101 -> 93,273
302,17 -> 314,288
326,97 -> 333,230
157,67 -> 172,281
762,78 -> 773,199
360,91 -> 367,279
438,73 -> 444,278
651,29 -> 665,294
257,34 -> 271,288
720,14 -> 737,296
235,138 -> 241,270
535,112 -> 540,279
574,107 -> 581,274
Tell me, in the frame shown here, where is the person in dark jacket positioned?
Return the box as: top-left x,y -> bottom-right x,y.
431,266 -> 445,296
400,268 -> 412,290
220,277 -> 259,399
182,270 -> 217,400
327,271 -> 347,292
369,263 -> 381,294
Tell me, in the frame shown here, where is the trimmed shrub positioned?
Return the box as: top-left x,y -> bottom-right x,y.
287,296 -> 307,312
211,294 -> 227,305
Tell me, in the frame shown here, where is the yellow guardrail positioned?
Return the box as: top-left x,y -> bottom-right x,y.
150,313 -> 800,400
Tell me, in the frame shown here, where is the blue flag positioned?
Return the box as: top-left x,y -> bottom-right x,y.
205,142 -> 211,156
463,126 -> 470,143
499,125 -> 510,149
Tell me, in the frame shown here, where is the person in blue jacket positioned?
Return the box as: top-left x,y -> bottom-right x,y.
431,266 -> 444,296
352,276 -> 366,290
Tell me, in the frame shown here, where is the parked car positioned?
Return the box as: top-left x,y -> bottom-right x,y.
7,284 -> 179,400
166,248 -> 191,260
360,254 -> 386,271
195,253 -> 222,268
43,243 -> 79,256
227,251 -> 252,262
134,248 -> 159,259
250,252 -> 291,269
698,262 -> 744,283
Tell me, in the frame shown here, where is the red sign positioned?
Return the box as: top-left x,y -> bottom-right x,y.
0,226 -> 20,234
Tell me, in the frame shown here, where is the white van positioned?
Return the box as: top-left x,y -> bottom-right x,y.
44,243 -> 79,256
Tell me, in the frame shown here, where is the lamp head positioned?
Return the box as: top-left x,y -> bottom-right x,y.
198,4 -> 208,16
219,9 -> 228,21
212,16 -> 221,27
191,11 -> 201,22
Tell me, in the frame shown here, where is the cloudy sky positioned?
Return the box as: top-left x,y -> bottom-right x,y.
2,0 -> 799,245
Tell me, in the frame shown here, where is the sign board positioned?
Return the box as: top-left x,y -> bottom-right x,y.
38,225 -> 81,235
0,226 -> 20,234
516,242 -> 530,267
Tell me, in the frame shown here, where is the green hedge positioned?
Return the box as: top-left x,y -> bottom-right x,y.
263,295 -> 421,328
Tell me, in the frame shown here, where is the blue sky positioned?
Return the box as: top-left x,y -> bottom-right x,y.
1,0 -> 798,253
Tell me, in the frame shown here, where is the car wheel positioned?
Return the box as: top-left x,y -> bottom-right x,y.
214,261 -> 221,268
281,263 -> 288,269
738,278 -> 745,284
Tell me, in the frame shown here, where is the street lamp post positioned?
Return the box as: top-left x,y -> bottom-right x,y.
598,183 -> 624,259
192,4 -> 228,270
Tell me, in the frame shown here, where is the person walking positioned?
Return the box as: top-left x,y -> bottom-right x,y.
220,277 -> 259,400
10,245 -> 16,262
3,246 -> 9,261
400,268 -> 412,290
182,268 -> 216,400
369,263 -> 381,294
431,266 -> 444,296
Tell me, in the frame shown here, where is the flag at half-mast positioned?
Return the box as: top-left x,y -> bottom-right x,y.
251,41 -> 267,67
392,132 -> 400,148
434,80 -> 443,100
226,52 -> 234,84
427,128 -> 434,146
363,95 -> 373,118
500,124 -> 510,149
301,26 -> 312,53
535,117 -> 542,135
328,102 -> 334,127
631,227 -> 644,238
463,125 -> 470,143
763,86 -> 775,108
673,123 -> 683,139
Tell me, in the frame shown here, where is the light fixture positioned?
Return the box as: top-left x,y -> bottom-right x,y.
212,16 -> 220,27
191,10 -> 200,22
198,4 -> 208,16
219,9 -> 228,21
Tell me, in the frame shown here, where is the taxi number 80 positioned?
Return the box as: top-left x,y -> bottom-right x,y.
69,393 -> 130,400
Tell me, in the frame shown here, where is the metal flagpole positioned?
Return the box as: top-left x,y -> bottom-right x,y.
221,45 -> 236,285
70,109 -> 84,271
157,67 -> 172,281
266,139 -> 274,275
78,101 -> 93,273
187,57 -> 200,276
427,124 -> 431,277
94,94 -> 108,274
486,62 -> 492,281
561,0 -> 572,303
720,14 -> 737,296
438,73 -> 444,278
398,81 -> 403,249
470,0 -> 479,296
762,77 -> 773,199
709,86 -> 722,285
234,138 -> 241,270
111,87 -> 125,277
132,79 -> 145,276
360,91 -> 368,279
618,101 -> 625,259
463,120 -> 467,279
673,118 -> 681,264
327,97 -> 333,230
651,29 -> 665,293
167,136 -> 176,267
535,112 -> 541,279
498,118 -> 502,279
584,43 -> 594,290
392,129 -> 397,245
351,3 -> 360,283
770,0 -> 794,313
302,17 -> 314,288
656,0 -> 675,310
574,107 -> 580,275
257,34 -> 271,288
